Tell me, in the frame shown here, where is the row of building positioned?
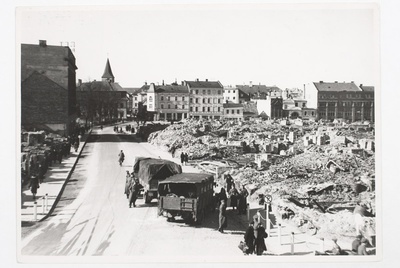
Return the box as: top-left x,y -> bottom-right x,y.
21,40 -> 375,136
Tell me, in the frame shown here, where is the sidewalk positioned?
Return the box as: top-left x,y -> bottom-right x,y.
21,129 -> 92,222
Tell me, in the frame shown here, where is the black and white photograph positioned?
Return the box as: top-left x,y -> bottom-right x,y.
5,0 -> 397,266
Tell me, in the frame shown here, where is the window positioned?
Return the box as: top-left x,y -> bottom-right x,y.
135,97 -> 137,101
167,96 -> 170,101
208,107 -> 210,112
202,98 -> 206,103
175,96 -> 178,101
207,90 -> 211,94
161,96 -> 164,101
190,107 -> 193,112
175,105 -> 178,109
304,111 -> 307,116
168,104 -> 171,109
161,104 -> 164,109
233,97 -> 236,100
218,90 -> 221,94
295,103 -> 298,107
195,107 -> 198,112
135,103 -> 138,107
227,97 -> 230,100
202,107 -> 205,112
195,90 -> 199,94
218,107 -> 220,112
149,96 -> 153,102
149,104 -> 153,109
228,90 -> 230,93
182,96 -> 185,101
218,99 -> 221,104
196,98 -> 199,103
208,98 -> 211,103
312,112 -> 315,116
226,109 -> 229,114
190,98 -> 193,103
203,90 -> 206,94
182,105 -> 185,109
237,109 -> 240,114
120,103 -> 124,108
302,103 -> 306,108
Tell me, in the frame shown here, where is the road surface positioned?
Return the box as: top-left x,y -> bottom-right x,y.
20,126 -> 249,258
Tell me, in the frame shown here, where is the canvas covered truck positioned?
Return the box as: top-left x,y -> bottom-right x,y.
157,173 -> 215,224
133,157 -> 182,204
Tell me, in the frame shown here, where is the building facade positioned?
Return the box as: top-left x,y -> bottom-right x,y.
312,81 -> 374,122
186,80 -> 224,120
223,86 -> 240,104
223,103 -> 244,120
255,97 -> 283,119
21,40 -> 78,136
147,82 -> 190,121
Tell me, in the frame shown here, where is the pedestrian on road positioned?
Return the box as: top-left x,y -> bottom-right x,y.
218,199 -> 227,233
254,223 -> 268,255
244,221 -> 255,255
228,184 -> 239,211
225,174 -> 234,192
29,175 -> 39,200
118,150 -> 125,166
238,185 -> 249,215
357,238 -> 369,255
124,171 -> 131,199
352,235 -> 362,254
184,153 -> 189,165
129,178 -> 143,208
180,152 -> 185,166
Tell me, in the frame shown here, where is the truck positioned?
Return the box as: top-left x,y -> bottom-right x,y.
133,157 -> 182,204
157,173 -> 215,224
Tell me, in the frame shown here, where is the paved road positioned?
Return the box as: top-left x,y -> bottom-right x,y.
20,126 -> 249,257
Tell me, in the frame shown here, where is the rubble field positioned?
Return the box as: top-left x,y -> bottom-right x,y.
148,118 -> 376,244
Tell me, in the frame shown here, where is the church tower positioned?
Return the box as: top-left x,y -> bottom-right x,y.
102,58 -> 115,83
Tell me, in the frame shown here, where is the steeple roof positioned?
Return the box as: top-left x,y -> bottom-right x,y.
101,58 -> 114,79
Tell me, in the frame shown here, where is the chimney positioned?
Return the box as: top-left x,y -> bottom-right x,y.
39,40 -> 47,47
205,79 -> 208,82
145,81 -> 147,86
196,78 -> 199,82
181,81 -> 184,86
335,81 -> 338,83
78,79 -> 82,86
360,84 -> 363,88
319,81 -> 323,83
250,81 -> 253,87
303,84 -> 306,99
162,80 -> 164,86
351,81 -> 354,83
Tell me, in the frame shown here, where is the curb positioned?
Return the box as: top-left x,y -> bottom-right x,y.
38,129 -> 92,222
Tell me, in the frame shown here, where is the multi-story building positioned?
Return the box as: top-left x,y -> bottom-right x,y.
236,83 -> 283,100
223,103 -> 244,120
147,82 -> 190,121
282,98 -> 316,119
186,79 -> 224,120
223,86 -> 240,104
307,81 -> 374,122
21,40 -> 78,136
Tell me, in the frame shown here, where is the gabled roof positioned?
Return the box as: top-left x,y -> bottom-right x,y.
360,85 -> 375,92
154,84 -> 189,94
236,85 -> 282,94
185,80 -> 223,89
77,81 -> 123,91
313,82 -> 362,92
102,58 -> 114,79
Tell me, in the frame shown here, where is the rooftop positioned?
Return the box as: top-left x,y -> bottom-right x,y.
185,80 -> 223,89
313,81 -> 362,92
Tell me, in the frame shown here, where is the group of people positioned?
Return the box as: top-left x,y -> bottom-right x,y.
243,220 -> 268,255
224,174 -> 249,214
180,152 -> 189,166
124,171 -> 143,208
316,235 -> 371,256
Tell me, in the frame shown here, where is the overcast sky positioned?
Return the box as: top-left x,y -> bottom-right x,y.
17,3 -> 379,89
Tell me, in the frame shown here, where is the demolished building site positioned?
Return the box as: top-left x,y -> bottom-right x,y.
148,118 -> 376,245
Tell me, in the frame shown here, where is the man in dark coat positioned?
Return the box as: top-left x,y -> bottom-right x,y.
218,199 -> 228,233
124,171 -> 131,199
238,185 -> 249,215
228,184 -> 239,211
244,221 -> 255,254
225,174 -> 234,192
29,175 -> 39,200
129,179 -> 143,208
254,223 -> 268,255
180,152 -> 185,165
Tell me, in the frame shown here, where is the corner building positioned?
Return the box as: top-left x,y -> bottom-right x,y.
186,79 -> 224,120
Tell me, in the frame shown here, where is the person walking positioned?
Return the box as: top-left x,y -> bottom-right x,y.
29,175 -> 39,200
254,223 -> 268,255
124,171 -> 131,199
238,185 -> 249,215
218,199 -> 228,233
118,150 -> 125,166
228,184 -> 239,211
244,221 -> 255,255
225,174 -> 234,192
184,153 -> 189,165
129,178 -> 143,208
180,152 -> 185,166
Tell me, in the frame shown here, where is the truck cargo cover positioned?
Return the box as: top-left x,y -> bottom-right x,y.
134,158 -> 182,183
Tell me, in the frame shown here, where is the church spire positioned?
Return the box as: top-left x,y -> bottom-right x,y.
102,58 -> 115,82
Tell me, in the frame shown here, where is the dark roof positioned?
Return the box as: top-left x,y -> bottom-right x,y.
77,81 -> 124,91
102,58 -> 114,79
313,82 -> 362,92
185,80 -> 223,89
223,103 -> 243,108
360,86 -> 375,92
155,85 -> 189,94
236,85 -> 282,94
123,87 -> 143,94
160,173 -> 214,184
